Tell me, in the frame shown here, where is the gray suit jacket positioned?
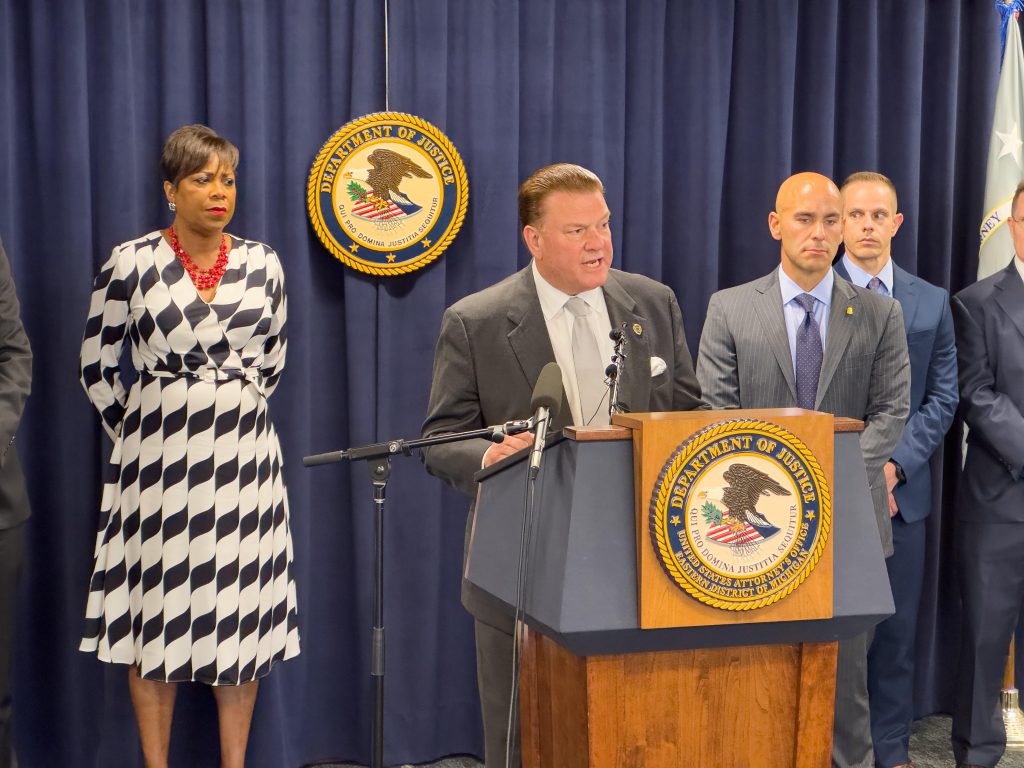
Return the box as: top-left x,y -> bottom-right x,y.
0,238 -> 32,529
696,268 -> 910,555
422,265 -> 706,626
953,260 -> 1024,523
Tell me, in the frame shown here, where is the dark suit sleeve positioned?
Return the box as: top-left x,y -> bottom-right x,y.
696,293 -> 741,409
860,299 -> 911,484
668,291 -> 708,410
421,307 -> 491,498
0,239 -> 31,466
890,293 -> 958,478
952,293 -> 1024,478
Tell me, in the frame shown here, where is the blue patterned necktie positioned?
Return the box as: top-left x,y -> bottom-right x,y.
867,276 -> 886,295
793,293 -> 822,410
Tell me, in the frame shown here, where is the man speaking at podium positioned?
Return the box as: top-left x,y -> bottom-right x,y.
696,172 -> 910,768
421,162 -> 705,766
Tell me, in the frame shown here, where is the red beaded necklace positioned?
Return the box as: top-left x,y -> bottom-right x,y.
169,225 -> 229,291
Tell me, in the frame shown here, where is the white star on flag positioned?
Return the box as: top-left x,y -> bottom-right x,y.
996,122 -> 1023,166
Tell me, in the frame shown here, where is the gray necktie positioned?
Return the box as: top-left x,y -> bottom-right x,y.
565,297 -> 608,425
867,276 -> 886,295
793,293 -> 822,410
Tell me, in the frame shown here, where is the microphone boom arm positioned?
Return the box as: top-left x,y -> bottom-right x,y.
303,419 -> 534,467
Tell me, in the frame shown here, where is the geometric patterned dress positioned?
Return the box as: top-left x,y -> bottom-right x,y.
79,230 -> 299,685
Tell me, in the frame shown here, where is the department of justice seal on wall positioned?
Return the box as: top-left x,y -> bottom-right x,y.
649,419 -> 832,611
307,112 -> 469,276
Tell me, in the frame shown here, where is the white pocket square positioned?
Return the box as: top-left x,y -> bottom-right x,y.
650,356 -> 667,377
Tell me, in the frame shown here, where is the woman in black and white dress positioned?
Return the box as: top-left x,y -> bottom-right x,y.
80,124 -> 298,768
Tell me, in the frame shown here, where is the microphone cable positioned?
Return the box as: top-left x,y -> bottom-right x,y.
504,421 -> 542,768
504,363 -> 561,768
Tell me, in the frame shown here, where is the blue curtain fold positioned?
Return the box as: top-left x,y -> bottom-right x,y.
0,1 -> 1004,765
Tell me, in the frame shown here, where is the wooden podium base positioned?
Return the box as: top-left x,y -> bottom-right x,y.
520,627 -> 837,768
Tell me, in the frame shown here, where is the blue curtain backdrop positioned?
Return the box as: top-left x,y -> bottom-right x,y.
0,0 -> 1006,765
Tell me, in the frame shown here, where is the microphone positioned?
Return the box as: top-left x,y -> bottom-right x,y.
528,362 -> 563,478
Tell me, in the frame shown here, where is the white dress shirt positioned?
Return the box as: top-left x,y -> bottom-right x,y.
532,261 -> 614,425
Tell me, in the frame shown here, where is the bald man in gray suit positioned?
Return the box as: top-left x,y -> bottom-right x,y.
696,172 -> 910,768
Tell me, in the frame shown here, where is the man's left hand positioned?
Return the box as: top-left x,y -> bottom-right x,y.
884,461 -> 900,517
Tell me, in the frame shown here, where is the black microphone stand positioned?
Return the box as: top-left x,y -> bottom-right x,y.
606,323 -> 629,417
303,420 -> 531,768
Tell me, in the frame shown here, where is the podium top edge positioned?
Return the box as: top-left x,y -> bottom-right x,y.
564,425 -> 633,442
833,416 -> 865,433
603,409 -> 864,434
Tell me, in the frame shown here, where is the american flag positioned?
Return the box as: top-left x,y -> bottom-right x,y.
707,518 -> 765,546
351,196 -> 404,221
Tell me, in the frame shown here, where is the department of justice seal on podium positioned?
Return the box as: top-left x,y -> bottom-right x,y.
307,112 -> 468,276
649,419 -> 832,611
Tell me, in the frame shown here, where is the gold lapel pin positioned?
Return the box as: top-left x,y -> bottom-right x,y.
632,322 -> 643,336
846,306 -> 854,315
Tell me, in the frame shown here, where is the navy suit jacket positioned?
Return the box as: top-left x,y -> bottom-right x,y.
953,260 -> 1024,522
835,259 -> 957,524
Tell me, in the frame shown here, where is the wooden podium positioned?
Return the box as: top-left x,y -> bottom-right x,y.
467,409 -> 893,768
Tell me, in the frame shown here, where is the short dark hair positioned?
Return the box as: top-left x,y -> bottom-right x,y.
518,163 -> 604,229
840,171 -> 898,210
160,124 -> 239,186
1012,180 -> 1024,216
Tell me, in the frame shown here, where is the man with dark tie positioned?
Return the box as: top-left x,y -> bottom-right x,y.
696,171 -> 910,768
0,236 -> 31,768
951,179 -> 1024,768
835,172 -> 958,768
421,163 -> 706,766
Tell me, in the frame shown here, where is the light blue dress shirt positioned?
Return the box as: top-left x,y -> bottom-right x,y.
778,265 -> 832,372
841,253 -> 893,296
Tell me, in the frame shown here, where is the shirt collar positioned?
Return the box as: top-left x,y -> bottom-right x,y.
1015,254 -> 1024,285
778,265 -> 833,307
531,261 -> 607,319
841,253 -> 894,294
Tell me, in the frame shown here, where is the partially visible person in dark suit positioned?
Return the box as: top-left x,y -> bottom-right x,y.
0,235 -> 32,768
696,171 -> 910,768
834,172 -> 958,768
421,163 -> 706,766
951,179 -> 1024,768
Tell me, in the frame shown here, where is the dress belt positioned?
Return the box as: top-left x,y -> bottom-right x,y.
142,367 -> 264,392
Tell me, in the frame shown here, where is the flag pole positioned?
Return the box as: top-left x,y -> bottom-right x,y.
1003,635 -> 1024,749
